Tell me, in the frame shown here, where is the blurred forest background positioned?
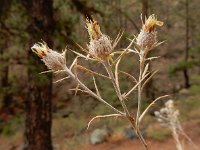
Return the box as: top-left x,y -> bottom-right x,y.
0,0 -> 200,150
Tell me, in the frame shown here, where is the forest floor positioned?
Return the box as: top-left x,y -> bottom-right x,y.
1,77 -> 200,150
78,120 -> 200,150
0,117 -> 199,150
80,138 -> 200,150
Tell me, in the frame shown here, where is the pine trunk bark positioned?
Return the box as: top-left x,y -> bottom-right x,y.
183,0 -> 190,88
142,0 -> 148,20
0,0 -> 13,117
21,0 -> 55,150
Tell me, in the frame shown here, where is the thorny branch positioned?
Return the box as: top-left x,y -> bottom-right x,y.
64,66 -> 125,115
30,14 -> 195,150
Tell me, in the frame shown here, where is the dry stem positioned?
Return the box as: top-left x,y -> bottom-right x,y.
103,60 -> 130,117
64,66 -> 124,115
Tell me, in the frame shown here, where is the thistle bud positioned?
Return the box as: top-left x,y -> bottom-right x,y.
86,17 -> 112,60
31,42 -> 66,71
136,14 -> 163,51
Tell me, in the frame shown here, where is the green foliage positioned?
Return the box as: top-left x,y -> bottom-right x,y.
168,60 -> 200,75
61,114 -> 86,131
177,83 -> 200,120
147,129 -> 170,141
95,76 -> 122,107
92,104 -> 114,116
1,115 -> 24,136
52,115 -> 87,150
146,124 -> 171,141
180,96 -> 200,120
191,75 -> 200,85
189,85 -> 200,96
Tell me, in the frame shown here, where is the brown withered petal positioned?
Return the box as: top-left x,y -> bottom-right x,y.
86,17 -> 102,40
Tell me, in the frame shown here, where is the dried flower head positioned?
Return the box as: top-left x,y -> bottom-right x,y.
154,100 -> 179,127
31,42 -> 66,71
136,14 -> 163,51
86,16 -> 112,60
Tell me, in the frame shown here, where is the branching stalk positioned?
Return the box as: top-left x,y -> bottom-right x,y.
103,60 -> 130,117
64,67 -> 124,115
31,14 -> 168,150
171,126 -> 183,150
136,51 -> 148,149
103,59 -> 148,149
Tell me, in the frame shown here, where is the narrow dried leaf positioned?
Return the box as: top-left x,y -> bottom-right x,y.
113,30 -> 124,48
54,70 -> 66,74
128,48 -> 139,54
141,71 -> 157,90
74,84 -> 80,96
53,76 -> 70,83
155,40 -> 165,47
111,50 -> 129,55
139,95 -> 169,123
92,76 -> 101,97
69,88 -> 88,94
75,42 -> 89,53
70,50 -> 95,61
70,56 -> 79,70
142,63 -> 149,78
124,72 -> 150,98
39,70 -> 53,74
127,37 -> 140,51
73,60 -> 78,79
115,58 -> 121,90
87,114 -> 124,130
145,56 -> 160,61
113,38 -> 135,65
75,65 -> 110,79
120,71 -> 137,83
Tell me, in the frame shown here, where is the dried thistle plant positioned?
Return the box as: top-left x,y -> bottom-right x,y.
154,100 -> 198,150
31,14 -> 170,150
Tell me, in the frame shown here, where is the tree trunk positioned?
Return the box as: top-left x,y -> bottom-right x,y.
0,0 -> 13,117
21,0 -> 55,150
142,0 -> 149,20
1,65 -> 13,115
183,0 -> 190,88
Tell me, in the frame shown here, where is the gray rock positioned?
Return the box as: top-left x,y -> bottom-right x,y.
179,88 -> 189,95
90,127 -> 112,145
123,127 -> 137,139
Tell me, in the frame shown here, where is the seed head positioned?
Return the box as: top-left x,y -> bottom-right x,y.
136,14 -> 163,51
154,100 -> 179,127
86,17 -> 112,60
31,42 -> 66,71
